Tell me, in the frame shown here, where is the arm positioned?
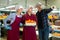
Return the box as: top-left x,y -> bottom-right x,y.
35,15 -> 38,25
44,5 -> 56,14
44,8 -> 52,13
34,14 -> 38,30
3,13 -> 12,29
21,15 -> 25,24
33,14 -> 38,27
19,15 -> 24,27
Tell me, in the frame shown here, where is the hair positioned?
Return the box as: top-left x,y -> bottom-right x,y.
16,9 -> 19,12
35,2 -> 42,7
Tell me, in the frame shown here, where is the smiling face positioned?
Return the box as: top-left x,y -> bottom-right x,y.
27,7 -> 33,15
17,8 -> 23,13
35,4 -> 42,12
28,8 -> 33,12
36,5 -> 42,11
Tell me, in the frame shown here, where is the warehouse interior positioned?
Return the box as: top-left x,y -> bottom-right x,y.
0,0 -> 60,40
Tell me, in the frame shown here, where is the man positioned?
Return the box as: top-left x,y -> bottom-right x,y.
36,2 -> 55,40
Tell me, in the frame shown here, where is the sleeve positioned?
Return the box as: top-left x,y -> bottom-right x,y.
36,17 -> 38,25
34,14 -> 38,25
21,15 -> 25,24
36,12 -> 38,24
36,12 -> 38,16
3,13 -> 12,27
44,8 -> 53,14
19,15 -> 24,27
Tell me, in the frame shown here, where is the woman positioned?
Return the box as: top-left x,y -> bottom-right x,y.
22,6 -> 37,40
4,5 -> 23,40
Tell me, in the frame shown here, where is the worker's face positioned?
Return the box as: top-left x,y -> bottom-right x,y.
28,7 -> 33,13
36,5 -> 42,11
17,8 -> 23,13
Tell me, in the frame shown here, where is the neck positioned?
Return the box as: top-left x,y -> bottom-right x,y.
17,12 -> 21,15
28,12 -> 32,16
38,9 -> 42,12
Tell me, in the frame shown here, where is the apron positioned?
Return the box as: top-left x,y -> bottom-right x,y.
7,16 -> 21,40
22,14 -> 37,40
23,26 -> 37,40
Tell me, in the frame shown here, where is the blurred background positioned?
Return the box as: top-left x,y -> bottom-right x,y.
0,0 -> 60,40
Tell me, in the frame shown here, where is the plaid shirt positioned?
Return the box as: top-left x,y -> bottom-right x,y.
36,8 -> 52,29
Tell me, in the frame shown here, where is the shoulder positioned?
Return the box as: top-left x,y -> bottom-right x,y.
32,14 -> 36,18
9,13 -> 16,16
43,8 -> 52,11
36,11 -> 39,13
42,9 -> 46,11
22,14 -> 26,17
36,11 -> 39,15
32,14 -> 36,16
